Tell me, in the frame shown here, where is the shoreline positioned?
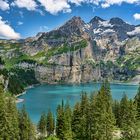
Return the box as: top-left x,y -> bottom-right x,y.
109,81 -> 139,86
43,80 -> 139,86
15,91 -> 26,98
16,84 -> 40,103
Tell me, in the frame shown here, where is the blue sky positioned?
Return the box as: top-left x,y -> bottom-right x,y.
0,0 -> 140,39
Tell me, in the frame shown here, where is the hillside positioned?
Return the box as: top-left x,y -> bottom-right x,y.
0,16 -> 140,94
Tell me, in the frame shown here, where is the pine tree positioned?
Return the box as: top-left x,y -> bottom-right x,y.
38,112 -> 47,137
0,85 -> 11,140
72,93 -> 90,140
134,83 -> 140,120
19,106 -> 36,140
0,85 -> 20,140
119,94 -> 130,129
71,102 -> 81,140
0,85 -> 37,140
47,109 -> 55,136
121,98 -> 137,140
56,100 -> 65,140
113,100 -> 121,127
120,89 -> 140,140
6,96 -> 20,140
90,92 -> 97,140
63,101 -> 72,140
134,84 -> 140,139
80,93 -> 90,140
91,82 -> 115,140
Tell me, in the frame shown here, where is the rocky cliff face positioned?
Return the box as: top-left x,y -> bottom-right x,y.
0,16 -> 140,84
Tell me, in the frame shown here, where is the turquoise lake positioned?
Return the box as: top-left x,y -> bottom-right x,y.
17,83 -> 139,124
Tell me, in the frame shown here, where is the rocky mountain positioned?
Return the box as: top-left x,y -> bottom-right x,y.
89,16 -> 135,41
0,16 -> 140,92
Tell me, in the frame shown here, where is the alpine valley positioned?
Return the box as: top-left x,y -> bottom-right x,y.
0,16 -> 140,95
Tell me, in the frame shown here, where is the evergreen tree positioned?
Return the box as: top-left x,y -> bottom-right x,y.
0,85 -> 20,140
47,109 -> 55,136
0,85 -> 36,140
72,93 -> 90,140
38,112 -> 47,136
6,96 -> 20,140
71,102 -> 81,140
63,101 -> 72,140
119,94 -> 130,129
79,93 -> 90,140
0,85 -> 11,140
134,83 -> 140,120
120,90 -> 140,140
113,100 -> 121,127
134,84 -> 140,139
90,93 -> 97,140
56,100 -> 65,140
19,106 -> 36,140
91,82 -> 115,140
121,98 -> 137,140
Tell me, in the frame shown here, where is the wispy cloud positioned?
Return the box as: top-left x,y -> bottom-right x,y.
19,11 -> 24,18
17,21 -> 23,25
39,26 -> 49,32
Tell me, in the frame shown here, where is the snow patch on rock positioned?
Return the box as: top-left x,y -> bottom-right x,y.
127,26 -> 140,35
99,20 -> 113,28
102,29 -> 115,33
93,28 -> 102,34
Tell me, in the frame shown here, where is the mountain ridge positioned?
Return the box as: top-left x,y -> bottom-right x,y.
30,16 -> 138,40
0,16 -> 140,94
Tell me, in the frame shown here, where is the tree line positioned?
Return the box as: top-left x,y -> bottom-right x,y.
0,82 -> 140,140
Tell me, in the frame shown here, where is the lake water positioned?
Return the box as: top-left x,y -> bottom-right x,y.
17,83 -> 139,124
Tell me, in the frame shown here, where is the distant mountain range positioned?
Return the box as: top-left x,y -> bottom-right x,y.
0,16 -> 140,88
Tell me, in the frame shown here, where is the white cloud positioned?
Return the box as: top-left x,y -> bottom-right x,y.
37,0 -> 71,15
17,21 -> 23,25
133,13 -> 140,20
69,0 -> 100,5
101,0 -> 140,8
0,16 -> 20,39
68,0 -> 140,13
101,3 -> 110,8
39,26 -> 49,31
2,0 -> 140,15
69,0 -> 84,5
12,0 -> 37,11
0,0 -> 9,11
